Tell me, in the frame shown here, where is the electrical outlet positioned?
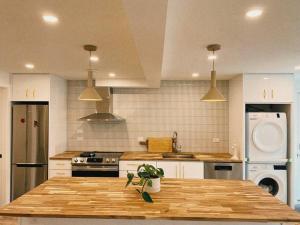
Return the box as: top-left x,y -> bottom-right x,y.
138,136 -> 145,142
212,138 -> 220,143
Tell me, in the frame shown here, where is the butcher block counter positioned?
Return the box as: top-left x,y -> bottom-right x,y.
0,177 -> 299,224
50,151 -> 242,163
120,151 -> 242,162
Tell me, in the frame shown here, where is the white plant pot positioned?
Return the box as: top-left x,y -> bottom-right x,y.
145,177 -> 160,193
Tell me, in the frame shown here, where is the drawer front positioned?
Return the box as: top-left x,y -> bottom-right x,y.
119,160 -> 156,171
119,170 -> 136,178
49,160 -> 71,170
49,169 -> 71,178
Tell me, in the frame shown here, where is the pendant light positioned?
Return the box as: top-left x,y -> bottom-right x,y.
78,45 -> 103,101
201,44 -> 226,102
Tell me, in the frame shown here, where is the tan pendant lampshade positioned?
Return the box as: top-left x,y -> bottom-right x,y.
78,45 -> 103,101
201,44 -> 226,102
78,70 -> 103,101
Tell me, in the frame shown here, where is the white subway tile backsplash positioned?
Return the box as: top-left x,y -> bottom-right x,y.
67,80 -> 229,153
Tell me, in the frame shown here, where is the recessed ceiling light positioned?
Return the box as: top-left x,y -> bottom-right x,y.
246,9 -> 263,18
208,55 -> 217,60
42,15 -> 59,24
25,63 -> 34,69
295,65 -> 300,70
109,73 -> 116,77
192,73 -> 199,77
90,56 -> 99,62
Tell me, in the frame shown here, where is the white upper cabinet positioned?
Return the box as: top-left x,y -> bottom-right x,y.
243,74 -> 294,103
12,75 -> 51,101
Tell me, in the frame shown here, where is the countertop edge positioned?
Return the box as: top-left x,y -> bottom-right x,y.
0,212 -> 299,222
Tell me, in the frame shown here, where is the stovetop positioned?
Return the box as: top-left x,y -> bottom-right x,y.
72,152 -> 123,166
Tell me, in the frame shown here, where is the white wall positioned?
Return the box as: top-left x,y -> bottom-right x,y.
68,80 -> 229,153
294,76 -> 300,208
49,75 -> 67,157
0,71 -> 11,205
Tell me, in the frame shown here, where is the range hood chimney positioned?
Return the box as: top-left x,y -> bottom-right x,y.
79,87 -> 125,123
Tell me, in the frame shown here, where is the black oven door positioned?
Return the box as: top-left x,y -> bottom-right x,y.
72,165 -> 119,177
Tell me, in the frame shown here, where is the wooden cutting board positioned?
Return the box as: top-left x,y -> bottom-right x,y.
147,137 -> 173,153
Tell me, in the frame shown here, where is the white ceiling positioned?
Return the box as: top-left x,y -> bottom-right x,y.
162,0 -> 300,80
0,0 -> 299,86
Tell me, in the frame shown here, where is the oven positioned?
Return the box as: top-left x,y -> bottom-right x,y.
72,165 -> 119,177
71,152 -> 122,177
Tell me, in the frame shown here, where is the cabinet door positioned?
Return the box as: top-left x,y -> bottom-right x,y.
119,170 -> 136,178
181,162 -> 204,179
119,161 -> 156,172
49,160 -> 72,170
244,74 -> 269,103
12,75 -> 50,101
156,161 -> 179,178
244,74 -> 294,103
48,169 -> 71,178
268,75 -> 294,103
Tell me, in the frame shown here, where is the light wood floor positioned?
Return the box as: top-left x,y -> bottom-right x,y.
0,217 -> 18,225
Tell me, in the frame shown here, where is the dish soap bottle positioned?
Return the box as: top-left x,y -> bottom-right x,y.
231,144 -> 239,160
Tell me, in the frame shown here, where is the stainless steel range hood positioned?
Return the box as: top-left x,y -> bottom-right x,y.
79,87 -> 125,123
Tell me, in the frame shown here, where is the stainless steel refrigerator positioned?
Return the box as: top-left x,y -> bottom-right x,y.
11,103 -> 48,200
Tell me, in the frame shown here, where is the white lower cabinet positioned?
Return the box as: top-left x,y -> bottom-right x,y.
49,160 -> 72,178
181,162 -> 204,179
157,161 -> 204,179
49,169 -> 72,178
119,160 -> 157,178
119,160 -> 204,179
156,161 -> 179,178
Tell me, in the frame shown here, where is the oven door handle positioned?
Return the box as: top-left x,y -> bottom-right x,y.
72,166 -> 118,172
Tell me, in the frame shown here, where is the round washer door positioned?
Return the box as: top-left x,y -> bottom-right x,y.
254,174 -> 282,197
252,121 -> 284,153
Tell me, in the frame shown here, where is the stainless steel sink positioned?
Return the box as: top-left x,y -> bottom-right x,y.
162,153 -> 194,159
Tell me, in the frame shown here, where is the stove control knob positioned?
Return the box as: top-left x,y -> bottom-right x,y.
74,159 -> 78,163
80,159 -> 84,163
106,158 -> 110,163
111,158 -> 116,163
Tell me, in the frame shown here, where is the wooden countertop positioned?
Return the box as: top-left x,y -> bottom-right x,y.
50,151 -> 242,162
49,151 -> 81,160
120,151 -> 242,162
0,177 -> 299,222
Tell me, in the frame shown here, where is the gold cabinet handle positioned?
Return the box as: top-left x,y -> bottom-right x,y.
263,89 -> 266,99
272,89 -> 274,99
26,89 -> 29,97
33,89 -> 36,97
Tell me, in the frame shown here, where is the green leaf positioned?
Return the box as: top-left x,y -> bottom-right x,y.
125,172 -> 134,187
138,171 -> 150,178
157,168 -> 164,177
147,179 -> 152,187
142,192 -> 153,203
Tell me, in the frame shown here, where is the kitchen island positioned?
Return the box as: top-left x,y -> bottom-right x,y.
0,177 -> 300,225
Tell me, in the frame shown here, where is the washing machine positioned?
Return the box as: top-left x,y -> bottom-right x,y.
246,112 -> 287,162
247,163 -> 287,203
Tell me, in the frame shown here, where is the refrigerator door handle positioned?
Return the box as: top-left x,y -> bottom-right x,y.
16,163 -> 46,167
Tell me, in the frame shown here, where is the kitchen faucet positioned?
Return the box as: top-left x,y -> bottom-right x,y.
172,131 -> 181,153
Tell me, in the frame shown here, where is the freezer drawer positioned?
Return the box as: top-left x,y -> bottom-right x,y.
11,164 -> 48,200
204,162 -> 242,180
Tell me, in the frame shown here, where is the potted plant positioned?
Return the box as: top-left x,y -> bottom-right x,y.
125,164 -> 164,203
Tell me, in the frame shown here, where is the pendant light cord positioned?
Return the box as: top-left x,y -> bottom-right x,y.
212,50 -> 215,71
89,50 -> 92,70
